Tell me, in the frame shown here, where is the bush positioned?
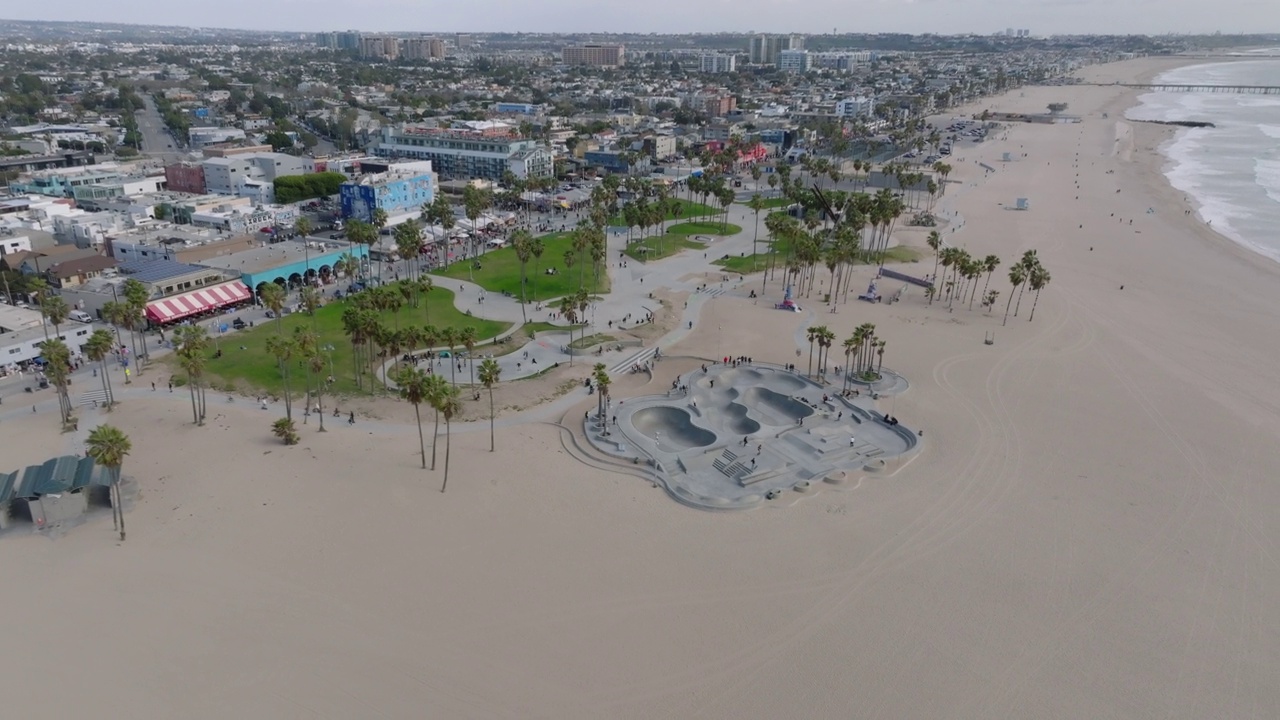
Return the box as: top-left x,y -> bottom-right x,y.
272,417 -> 299,445
274,172 -> 347,204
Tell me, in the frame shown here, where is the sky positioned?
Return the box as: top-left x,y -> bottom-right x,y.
6,0 -> 1278,36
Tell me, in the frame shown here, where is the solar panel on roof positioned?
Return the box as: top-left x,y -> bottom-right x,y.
118,259 -> 209,284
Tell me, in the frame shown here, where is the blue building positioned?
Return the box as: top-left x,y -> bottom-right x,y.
194,240 -> 370,298
494,102 -> 536,115
340,161 -> 437,222
584,150 -> 650,175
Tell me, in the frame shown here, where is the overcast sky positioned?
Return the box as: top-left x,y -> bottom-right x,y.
7,0 -> 1277,36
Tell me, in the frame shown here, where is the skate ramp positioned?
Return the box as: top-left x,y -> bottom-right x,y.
723,401 -> 762,435
632,406 -> 716,450
743,386 -> 814,424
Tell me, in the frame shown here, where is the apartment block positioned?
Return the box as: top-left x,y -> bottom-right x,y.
562,44 -> 626,67
372,125 -> 553,181
699,54 -> 736,73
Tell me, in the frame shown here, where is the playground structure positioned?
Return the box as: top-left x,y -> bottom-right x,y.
584,363 -> 919,511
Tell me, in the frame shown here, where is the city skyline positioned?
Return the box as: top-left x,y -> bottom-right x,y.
2,0 -> 1276,37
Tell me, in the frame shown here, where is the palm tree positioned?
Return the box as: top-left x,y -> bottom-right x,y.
294,215 -> 313,239
511,229 -> 533,322
926,231 -> 943,303
460,325 -> 478,386
393,219 -> 422,281
259,282 -> 286,332
529,236 -> 545,300
272,417 -> 300,445
592,362 -> 612,435
42,294 -> 70,338
395,365 -> 432,469
439,326 -> 460,386
41,338 -> 74,424
816,326 -> 836,379
1003,263 -> 1027,326
85,424 -> 131,541
424,372 -> 449,471
980,254 -> 1001,306
84,329 -> 116,409
265,335 -> 296,420
747,193 -> 767,263
806,326 -> 821,377
174,324 -> 210,424
434,381 -> 462,493
478,358 -> 501,451
28,276 -> 50,341
559,294 -> 579,366
121,278 -> 149,376
1014,250 -> 1039,318
1027,264 -> 1051,321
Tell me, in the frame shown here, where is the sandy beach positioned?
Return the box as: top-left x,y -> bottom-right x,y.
4,56 -> 1280,718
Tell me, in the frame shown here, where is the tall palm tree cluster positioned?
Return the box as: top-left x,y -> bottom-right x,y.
840,323 -> 888,387
760,187 -> 907,305
339,283 -> 480,392
391,363 -> 461,493
98,277 -> 151,382
924,241 -> 1051,324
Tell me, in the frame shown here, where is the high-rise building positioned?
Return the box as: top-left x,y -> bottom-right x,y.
777,49 -> 812,73
455,33 -> 472,50
402,36 -> 446,60
358,35 -> 399,60
562,44 -> 626,67
699,54 -> 736,73
748,35 -> 805,65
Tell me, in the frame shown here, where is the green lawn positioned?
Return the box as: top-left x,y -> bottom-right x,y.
667,221 -> 742,236
609,198 -> 717,226
737,196 -> 794,209
713,253 -> 773,274
624,235 -> 703,262
192,286 -> 510,397
431,232 -> 609,302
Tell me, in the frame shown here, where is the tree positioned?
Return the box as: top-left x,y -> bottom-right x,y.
394,219 -> 422,282
424,372 -> 449,471
1027,264 -> 1051,321
41,294 -> 70,338
294,215 -> 313,238
41,338 -> 74,424
980,254 -> 1001,307
121,278 -> 150,376
806,325 -> 821,377
460,325 -> 478,387
85,424 -> 131,541
266,335 -> 296,421
559,294 -> 579,366
272,417 -> 300,445
1003,262 -> 1027,326
84,329 -> 116,409
512,229 -> 533,322
434,381 -> 462,493
479,358 -> 501,451
593,362 -> 612,436
395,365 -> 433,469
173,325 -> 210,424
747,194 -> 767,263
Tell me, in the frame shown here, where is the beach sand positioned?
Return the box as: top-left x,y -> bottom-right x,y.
3,56 -> 1280,718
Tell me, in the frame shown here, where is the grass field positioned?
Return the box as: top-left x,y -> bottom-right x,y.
568,333 -> 615,349
190,286 -> 510,397
432,232 -> 609,302
609,198 -> 716,226
667,221 -> 742,236
623,235 -> 703,262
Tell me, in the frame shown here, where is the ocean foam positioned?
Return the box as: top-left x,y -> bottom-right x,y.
1257,159 -> 1280,205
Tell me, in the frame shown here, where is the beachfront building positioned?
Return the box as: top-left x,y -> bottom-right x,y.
193,238 -> 369,299
371,125 -> 553,181
0,304 -> 99,366
57,258 -> 248,327
338,161 -> 436,222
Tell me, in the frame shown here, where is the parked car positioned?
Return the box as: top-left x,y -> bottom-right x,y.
231,318 -> 247,330
68,310 -> 94,323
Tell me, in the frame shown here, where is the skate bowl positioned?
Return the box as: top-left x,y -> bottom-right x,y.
742,386 -> 814,424
632,406 -> 716,450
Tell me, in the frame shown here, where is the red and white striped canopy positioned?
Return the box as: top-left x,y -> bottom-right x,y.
145,281 -> 250,324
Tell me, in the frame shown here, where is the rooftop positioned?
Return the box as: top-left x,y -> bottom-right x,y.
0,305 -> 46,333
118,258 -> 217,284
195,239 -> 363,276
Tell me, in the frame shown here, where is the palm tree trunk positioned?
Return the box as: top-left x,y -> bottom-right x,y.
489,387 -> 496,451
1029,289 -> 1043,321
1003,286 -> 1017,326
431,408 -> 440,470
188,381 -> 199,424
317,384 -> 326,432
441,419 -> 452,493
1014,282 -> 1028,316
114,470 -> 126,541
99,359 -> 112,407
807,342 -> 815,377
414,404 -> 426,469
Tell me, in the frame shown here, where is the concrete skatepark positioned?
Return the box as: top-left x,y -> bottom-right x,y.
585,363 -> 920,510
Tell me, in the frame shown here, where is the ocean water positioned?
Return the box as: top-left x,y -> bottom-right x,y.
1126,59 -> 1280,263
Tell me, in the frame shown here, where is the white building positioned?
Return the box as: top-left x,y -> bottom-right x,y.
0,231 -> 34,257
699,54 -> 736,73
188,127 -> 248,149
836,97 -> 874,118
202,153 -> 314,195
777,50 -> 812,73
0,304 -> 99,367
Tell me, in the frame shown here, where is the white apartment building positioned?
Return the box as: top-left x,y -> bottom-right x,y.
202,153 -> 313,195
778,50 -> 813,73
836,97 -> 874,118
699,54 -> 736,73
